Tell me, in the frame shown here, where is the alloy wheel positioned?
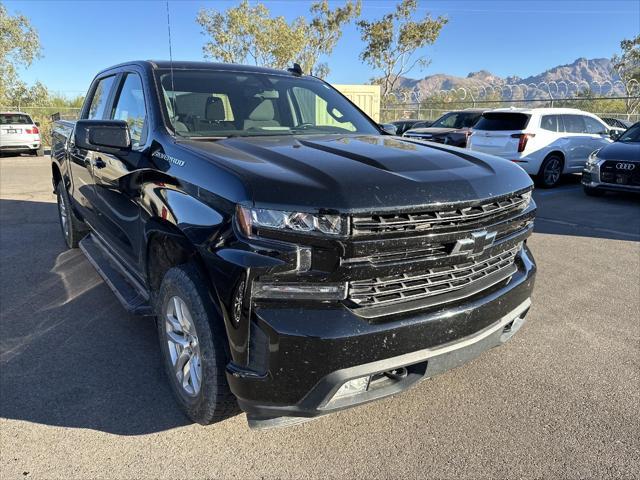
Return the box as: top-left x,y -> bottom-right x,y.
165,296 -> 203,397
544,158 -> 561,186
58,191 -> 69,239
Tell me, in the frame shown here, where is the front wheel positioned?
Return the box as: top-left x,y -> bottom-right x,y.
536,155 -> 564,188
156,263 -> 238,425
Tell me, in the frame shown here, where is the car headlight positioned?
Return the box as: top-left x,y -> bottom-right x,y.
237,206 -> 347,236
521,190 -> 532,208
587,150 -> 600,166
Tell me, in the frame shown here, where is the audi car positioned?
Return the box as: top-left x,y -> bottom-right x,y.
582,122 -> 640,196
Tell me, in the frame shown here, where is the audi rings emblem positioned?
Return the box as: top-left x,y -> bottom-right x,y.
616,163 -> 636,170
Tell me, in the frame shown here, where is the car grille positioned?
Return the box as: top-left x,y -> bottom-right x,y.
351,192 -> 530,236
601,161 -> 640,187
348,246 -> 520,311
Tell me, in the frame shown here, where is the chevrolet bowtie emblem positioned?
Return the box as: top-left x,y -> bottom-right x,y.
452,230 -> 497,256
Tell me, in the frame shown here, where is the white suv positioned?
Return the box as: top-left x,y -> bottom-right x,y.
467,108 -> 613,187
0,112 -> 41,156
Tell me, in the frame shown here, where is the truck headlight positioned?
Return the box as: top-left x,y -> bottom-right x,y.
237,206 -> 347,236
521,190 -> 532,209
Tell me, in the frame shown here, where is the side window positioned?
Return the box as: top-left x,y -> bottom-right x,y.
540,115 -> 560,132
111,74 -> 147,147
562,115 -> 586,134
584,116 -> 606,134
291,86 -> 356,132
86,76 -> 116,120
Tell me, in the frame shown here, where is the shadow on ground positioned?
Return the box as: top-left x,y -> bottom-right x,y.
1,182 -> 638,435
532,175 -> 640,241
0,199 -> 192,435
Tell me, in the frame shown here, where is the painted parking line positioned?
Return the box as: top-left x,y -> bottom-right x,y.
536,216 -> 640,240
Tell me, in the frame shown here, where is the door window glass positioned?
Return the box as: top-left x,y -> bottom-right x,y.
111,74 -> 147,147
584,116 -> 606,134
562,115 -> 586,133
87,76 -> 116,120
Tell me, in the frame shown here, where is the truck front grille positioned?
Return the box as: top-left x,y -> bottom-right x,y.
348,246 -> 520,312
351,192 -> 530,236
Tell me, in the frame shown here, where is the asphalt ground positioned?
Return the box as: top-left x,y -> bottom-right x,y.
1,155 -> 639,479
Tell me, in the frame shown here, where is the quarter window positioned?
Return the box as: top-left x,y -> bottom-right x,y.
540,115 -> 561,132
111,74 -> 147,147
86,76 -> 116,120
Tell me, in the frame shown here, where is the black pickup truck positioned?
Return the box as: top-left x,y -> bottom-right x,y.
51,61 -> 536,429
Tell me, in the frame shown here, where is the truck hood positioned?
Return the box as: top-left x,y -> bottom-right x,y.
180,134 -> 532,213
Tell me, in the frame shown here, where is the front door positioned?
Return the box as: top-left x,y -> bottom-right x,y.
91,72 -> 148,276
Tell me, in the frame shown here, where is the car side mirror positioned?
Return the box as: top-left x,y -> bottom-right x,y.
74,120 -> 131,152
609,129 -> 620,140
379,123 -> 397,135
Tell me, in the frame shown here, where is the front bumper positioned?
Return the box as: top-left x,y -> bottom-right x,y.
583,164 -> 640,193
227,245 -> 536,423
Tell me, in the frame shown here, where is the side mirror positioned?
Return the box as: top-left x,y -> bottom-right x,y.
609,129 -> 620,140
74,120 -> 131,152
379,123 -> 397,135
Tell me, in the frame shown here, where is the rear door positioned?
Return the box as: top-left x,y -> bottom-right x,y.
468,112 -> 531,156
69,74 -> 117,226
91,71 -> 148,274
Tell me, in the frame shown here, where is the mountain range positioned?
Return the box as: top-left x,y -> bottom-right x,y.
396,58 -> 622,99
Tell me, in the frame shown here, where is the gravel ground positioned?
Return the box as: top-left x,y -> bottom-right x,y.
1,155 -> 639,479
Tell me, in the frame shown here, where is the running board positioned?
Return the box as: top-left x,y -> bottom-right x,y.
79,234 -> 153,316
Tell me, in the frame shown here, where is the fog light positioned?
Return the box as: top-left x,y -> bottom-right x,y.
332,376 -> 370,400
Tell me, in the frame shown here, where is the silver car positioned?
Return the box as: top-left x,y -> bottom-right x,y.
0,112 -> 41,155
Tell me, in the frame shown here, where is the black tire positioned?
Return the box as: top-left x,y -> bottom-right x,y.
536,155 -> 564,188
30,149 -> 39,156
155,263 -> 238,425
56,180 -> 84,248
584,186 -> 605,197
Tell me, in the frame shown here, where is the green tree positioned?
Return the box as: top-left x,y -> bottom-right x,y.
0,2 -> 42,105
196,0 -> 360,76
612,34 -> 640,115
357,0 -> 447,98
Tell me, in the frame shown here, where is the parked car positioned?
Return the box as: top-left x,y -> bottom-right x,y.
390,119 -> 433,135
468,108 -> 614,188
51,61 -> 537,429
0,111 -> 41,156
582,122 -> 640,196
403,109 -> 485,147
601,117 -> 633,132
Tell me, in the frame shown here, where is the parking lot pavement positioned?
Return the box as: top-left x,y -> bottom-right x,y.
1,155 -> 638,479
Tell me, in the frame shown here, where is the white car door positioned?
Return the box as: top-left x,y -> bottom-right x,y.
561,115 -> 600,172
583,115 -> 614,153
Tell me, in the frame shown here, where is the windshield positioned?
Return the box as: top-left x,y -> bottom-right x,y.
431,112 -> 481,129
155,69 -> 379,138
0,114 -> 32,125
617,123 -> 640,142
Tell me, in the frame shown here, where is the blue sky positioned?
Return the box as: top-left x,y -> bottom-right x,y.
6,0 -> 640,97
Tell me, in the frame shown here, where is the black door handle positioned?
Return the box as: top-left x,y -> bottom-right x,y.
94,158 -> 106,169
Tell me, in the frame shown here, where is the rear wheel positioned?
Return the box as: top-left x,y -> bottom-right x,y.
156,263 -> 238,425
56,180 -> 84,248
583,186 -> 605,197
536,155 -> 564,188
